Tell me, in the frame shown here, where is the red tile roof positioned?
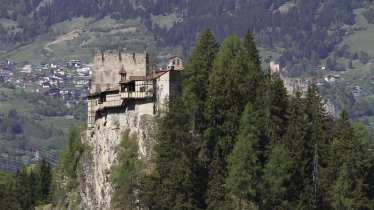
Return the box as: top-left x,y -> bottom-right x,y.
129,76 -> 147,81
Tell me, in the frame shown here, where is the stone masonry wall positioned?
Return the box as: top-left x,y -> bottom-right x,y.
91,52 -> 148,94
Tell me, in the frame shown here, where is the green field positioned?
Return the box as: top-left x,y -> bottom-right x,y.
151,13 -> 179,29
0,87 -> 84,134
0,88 -> 36,115
342,8 -> 374,56
0,18 -> 17,29
40,116 -> 84,134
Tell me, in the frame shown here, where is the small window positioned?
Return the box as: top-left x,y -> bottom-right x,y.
140,86 -> 146,92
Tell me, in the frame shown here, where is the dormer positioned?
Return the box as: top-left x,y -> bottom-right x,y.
119,65 -> 127,81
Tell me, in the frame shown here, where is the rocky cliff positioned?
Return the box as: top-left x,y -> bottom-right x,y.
59,101 -> 157,210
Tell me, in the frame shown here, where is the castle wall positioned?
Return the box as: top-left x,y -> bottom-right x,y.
155,71 -> 170,113
91,52 -> 148,94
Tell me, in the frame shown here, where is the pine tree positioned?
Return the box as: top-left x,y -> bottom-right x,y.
204,35 -> 251,208
1,175 -> 21,210
243,30 -> 261,69
205,148 -> 233,210
329,112 -> 372,209
281,91 -> 307,206
262,144 -> 292,210
39,159 -> 52,204
267,73 -> 289,143
14,169 -> 34,210
142,100 -> 203,209
227,71 -> 288,209
182,28 -> 219,134
204,35 -> 249,160
227,103 -> 263,209
182,29 -> 220,198
242,30 -> 264,102
331,163 -> 368,210
297,85 -> 332,210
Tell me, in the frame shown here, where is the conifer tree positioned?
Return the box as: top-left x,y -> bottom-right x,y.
329,112 -> 372,209
298,86 -> 332,209
182,28 -> 219,134
39,159 -> 52,203
281,91 -> 307,206
227,103 -> 263,208
267,73 -> 289,143
331,164 -> 368,210
243,30 -> 261,70
262,144 -> 292,210
182,29 -> 220,199
1,175 -> 21,210
204,35 -> 251,208
204,35 -> 249,160
227,72 -> 288,209
14,169 -> 34,209
205,148 -> 233,210
142,100 -> 203,209
242,30 -> 264,101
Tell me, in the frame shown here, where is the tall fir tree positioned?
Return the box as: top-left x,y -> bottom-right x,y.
1,175 -> 21,210
39,159 -> 52,204
242,30 -> 264,102
329,112 -> 372,209
182,28 -> 219,134
267,72 -> 289,143
298,85 -> 332,210
205,148 -> 233,210
243,30 -> 261,70
262,144 -> 292,210
204,35 -> 249,160
227,103 -> 264,209
204,35 -> 250,209
281,91 -> 307,207
142,100 -> 204,210
227,71 -> 288,209
182,29 -> 220,200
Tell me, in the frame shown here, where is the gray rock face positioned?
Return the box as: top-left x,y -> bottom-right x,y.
78,103 -> 156,209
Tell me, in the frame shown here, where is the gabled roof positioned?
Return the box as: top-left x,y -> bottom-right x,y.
151,70 -> 168,79
129,76 -> 147,81
170,55 -> 182,59
104,87 -> 120,93
119,80 -> 133,84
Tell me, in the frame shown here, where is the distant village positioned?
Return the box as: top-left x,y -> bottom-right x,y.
1,58 -> 373,110
0,59 -> 91,105
270,61 -> 373,98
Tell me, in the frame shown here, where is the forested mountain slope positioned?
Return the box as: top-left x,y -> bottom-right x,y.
0,0 -> 370,64
1,1 -> 374,132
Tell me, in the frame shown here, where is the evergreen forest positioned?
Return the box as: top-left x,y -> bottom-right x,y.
109,30 -> 374,209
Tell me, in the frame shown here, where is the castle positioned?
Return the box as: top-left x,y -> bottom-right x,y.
87,52 -> 183,128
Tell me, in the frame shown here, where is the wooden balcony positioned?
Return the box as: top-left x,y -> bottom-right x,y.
120,91 -> 152,99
